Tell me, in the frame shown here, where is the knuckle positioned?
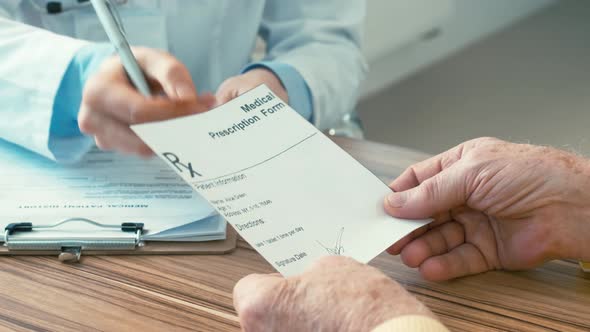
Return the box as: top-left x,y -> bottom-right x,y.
237,297 -> 266,329
472,136 -> 502,147
235,280 -> 287,329
421,177 -> 440,200
475,136 -> 498,143
463,150 -> 486,167
131,46 -> 154,65
407,164 -> 421,180
82,78 -> 103,109
77,109 -> 96,134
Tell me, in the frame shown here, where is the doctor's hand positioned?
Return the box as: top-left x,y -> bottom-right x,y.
79,47 -> 215,157
233,256 -> 435,332
384,137 -> 590,281
215,68 -> 288,106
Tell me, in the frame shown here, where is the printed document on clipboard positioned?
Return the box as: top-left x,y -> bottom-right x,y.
0,140 -> 226,244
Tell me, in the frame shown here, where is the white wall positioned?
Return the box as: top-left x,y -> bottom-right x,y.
361,0 -> 556,99
363,0 -> 453,63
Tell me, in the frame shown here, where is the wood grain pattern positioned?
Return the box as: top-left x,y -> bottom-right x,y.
0,137 -> 588,331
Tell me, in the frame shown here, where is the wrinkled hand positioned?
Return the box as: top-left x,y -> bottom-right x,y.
79,47 -> 215,157
385,137 -> 590,281
233,256 -> 435,332
216,68 -> 288,106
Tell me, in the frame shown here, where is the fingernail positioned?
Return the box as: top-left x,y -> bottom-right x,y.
387,193 -> 406,208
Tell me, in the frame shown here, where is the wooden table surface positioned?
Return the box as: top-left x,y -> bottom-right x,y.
0,137 -> 588,332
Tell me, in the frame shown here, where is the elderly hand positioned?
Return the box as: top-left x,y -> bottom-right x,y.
233,256 -> 435,332
79,47 -> 215,157
385,137 -> 590,281
215,68 -> 288,106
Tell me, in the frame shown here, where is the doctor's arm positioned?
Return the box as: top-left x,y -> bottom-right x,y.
215,0 -> 367,127
77,47 -> 215,158
0,17 -> 95,161
0,17 -> 212,162
258,0 -> 368,129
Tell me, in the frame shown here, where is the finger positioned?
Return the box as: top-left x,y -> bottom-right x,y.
400,222 -> 465,268
135,48 -> 197,100
386,224 -> 430,256
87,82 -> 212,124
84,54 -> 216,125
95,127 -> 153,157
125,96 -> 215,124
83,111 -> 153,156
199,92 -> 218,109
216,90 -> 236,106
233,273 -> 285,317
389,143 -> 466,192
418,243 -> 491,281
384,165 -> 468,219
386,209 -> 454,256
215,82 -> 239,106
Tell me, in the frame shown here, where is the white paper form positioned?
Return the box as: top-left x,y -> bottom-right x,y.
0,140 -> 217,238
133,85 -> 430,276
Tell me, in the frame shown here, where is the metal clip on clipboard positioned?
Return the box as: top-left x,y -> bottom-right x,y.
4,218 -> 144,263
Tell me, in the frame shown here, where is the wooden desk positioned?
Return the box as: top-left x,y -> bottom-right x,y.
0,137 -> 588,332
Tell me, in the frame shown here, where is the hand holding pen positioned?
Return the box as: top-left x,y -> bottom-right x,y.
80,0 -> 215,157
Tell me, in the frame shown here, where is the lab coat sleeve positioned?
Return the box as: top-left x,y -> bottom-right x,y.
259,0 -> 368,131
0,17 -> 90,161
50,44 -> 113,162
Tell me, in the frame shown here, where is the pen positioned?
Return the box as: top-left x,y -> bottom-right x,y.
90,0 -> 152,96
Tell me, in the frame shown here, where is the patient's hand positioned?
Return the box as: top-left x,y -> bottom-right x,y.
233,256 -> 435,332
385,137 -> 590,281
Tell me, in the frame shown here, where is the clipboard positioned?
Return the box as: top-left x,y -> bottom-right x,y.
0,218 -> 237,262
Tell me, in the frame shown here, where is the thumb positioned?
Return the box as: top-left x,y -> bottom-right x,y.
384,166 -> 467,219
233,273 -> 285,317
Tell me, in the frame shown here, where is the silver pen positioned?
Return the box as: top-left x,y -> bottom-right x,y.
90,0 -> 151,96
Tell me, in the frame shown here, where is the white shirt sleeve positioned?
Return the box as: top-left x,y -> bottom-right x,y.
0,17 -> 89,161
261,0 -> 368,131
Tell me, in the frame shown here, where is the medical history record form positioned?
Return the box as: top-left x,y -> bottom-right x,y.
133,85 -> 429,276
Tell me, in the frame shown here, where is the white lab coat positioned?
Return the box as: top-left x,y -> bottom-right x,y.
0,0 -> 367,161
